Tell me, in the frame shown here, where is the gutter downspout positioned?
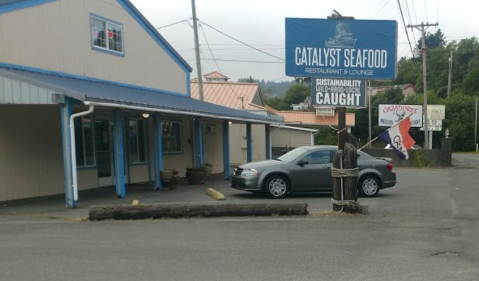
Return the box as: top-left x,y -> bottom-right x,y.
70,105 -> 95,201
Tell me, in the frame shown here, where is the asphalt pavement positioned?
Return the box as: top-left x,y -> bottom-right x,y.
1,155 -> 479,281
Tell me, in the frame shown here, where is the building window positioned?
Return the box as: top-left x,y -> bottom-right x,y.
74,116 -> 95,167
128,119 -> 146,164
162,121 -> 182,154
91,15 -> 124,55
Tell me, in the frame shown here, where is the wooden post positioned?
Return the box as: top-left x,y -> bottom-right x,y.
333,107 -> 346,211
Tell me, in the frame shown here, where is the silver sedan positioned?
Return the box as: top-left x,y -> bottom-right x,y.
230,145 -> 396,198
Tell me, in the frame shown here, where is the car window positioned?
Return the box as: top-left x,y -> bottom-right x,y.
277,147 -> 308,162
301,150 -> 331,165
358,151 -> 374,160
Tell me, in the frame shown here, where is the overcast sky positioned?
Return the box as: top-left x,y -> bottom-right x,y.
130,0 -> 478,82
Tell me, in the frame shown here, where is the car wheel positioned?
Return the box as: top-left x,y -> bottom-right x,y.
264,175 -> 289,199
358,175 -> 380,197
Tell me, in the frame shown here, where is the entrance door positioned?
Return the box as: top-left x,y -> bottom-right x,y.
95,118 -> 114,186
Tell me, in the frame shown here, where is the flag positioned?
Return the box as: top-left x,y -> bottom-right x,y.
378,116 -> 416,160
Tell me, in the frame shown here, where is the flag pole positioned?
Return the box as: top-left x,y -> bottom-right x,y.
359,113 -> 414,151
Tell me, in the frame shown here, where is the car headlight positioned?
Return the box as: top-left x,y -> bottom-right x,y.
241,169 -> 258,177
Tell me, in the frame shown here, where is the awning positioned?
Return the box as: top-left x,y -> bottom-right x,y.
0,66 -> 282,124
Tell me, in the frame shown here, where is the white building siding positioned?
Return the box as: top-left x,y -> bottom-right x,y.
271,128 -> 313,148
229,124 -> 266,166
0,0 -> 187,94
0,76 -> 57,104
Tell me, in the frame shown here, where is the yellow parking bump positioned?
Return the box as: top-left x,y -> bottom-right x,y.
132,199 -> 139,206
206,188 -> 225,200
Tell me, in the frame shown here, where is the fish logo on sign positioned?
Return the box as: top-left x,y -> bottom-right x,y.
393,110 -> 406,122
325,22 -> 357,49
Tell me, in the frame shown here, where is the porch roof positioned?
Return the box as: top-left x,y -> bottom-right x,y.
0,66 -> 282,124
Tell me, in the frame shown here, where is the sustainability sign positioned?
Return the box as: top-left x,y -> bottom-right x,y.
378,104 -> 423,128
285,18 -> 398,79
312,78 -> 366,108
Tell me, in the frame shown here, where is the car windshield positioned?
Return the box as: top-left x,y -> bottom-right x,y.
277,147 -> 308,162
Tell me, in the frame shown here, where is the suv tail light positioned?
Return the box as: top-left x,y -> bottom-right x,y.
387,163 -> 393,171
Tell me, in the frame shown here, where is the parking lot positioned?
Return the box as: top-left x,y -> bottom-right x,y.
0,164 -> 463,219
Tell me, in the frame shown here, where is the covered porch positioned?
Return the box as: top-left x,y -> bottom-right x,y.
0,67 -> 280,207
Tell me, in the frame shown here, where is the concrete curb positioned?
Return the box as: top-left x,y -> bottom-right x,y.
89,202 -> 309,221
206,188 -> 225,200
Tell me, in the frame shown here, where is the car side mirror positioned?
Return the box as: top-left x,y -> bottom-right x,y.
298,160 -> 308,166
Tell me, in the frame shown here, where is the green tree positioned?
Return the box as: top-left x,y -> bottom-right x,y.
416,29 -> 446,50
281,84 -> 311,110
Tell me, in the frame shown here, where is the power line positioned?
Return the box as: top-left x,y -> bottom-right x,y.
188,58 -> 284,64
371,0 -> 392,19
396,0 -> 416,58
411,0 -> 419,22
156,19 -> 188,29
423,0 -> 429,22
198,20 -> 285,61
402,0 -> 417,43
199,24 -> 244,101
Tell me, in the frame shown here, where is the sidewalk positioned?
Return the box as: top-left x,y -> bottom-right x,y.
0,176 -> 230,220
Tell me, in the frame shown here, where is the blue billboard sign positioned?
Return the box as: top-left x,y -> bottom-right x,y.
285,18 -> 398,80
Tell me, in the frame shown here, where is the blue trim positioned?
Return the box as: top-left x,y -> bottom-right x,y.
265,124 -> 271,160
60,97 -> 75,208
0,62 -> 189,97
194,118 -> 204,167
223,120 -> 231,179
145,118 -> 152,182
116,0 -> 192,73
246,122 -> 252,163
0,0 -> 58,14
153,113 -> 163,190
90,13 -> 125,57
113,109 -> 126,198
186,72 -> 191,97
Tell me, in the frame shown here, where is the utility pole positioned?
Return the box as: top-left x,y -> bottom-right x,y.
447,51 -> 453,97
368,80 -> 372,148
191,0 -> 204,100
408,22 -> 438,149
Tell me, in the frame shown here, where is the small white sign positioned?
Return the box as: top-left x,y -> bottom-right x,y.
427,105 -> 445,120
420,119 -> 442,131
378,104 -> 423,128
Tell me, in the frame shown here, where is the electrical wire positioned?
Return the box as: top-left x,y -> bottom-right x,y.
402,0 -> 417,43
371,0 -> 392,19
423,0 -> 429,22
397,0 -> 416,58
156,19 -> 188,29
190,58 -> 284,64
198,20 -> 285,61
198,24 -> 245,102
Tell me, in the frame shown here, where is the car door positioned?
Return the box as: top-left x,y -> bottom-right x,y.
293,150 -> 333,191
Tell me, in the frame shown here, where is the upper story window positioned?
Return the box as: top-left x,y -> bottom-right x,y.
91,15 -> 124,56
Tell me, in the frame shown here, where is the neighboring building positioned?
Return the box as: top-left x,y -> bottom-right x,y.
0,0 -> 279,207
191,72 -> 317,166
290,97 -> 311,111
371,84 -> 417,98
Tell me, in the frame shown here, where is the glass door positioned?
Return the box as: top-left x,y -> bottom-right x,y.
95,118 -> 114,186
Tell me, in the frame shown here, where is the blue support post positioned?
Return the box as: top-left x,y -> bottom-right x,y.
113,109 -> 126,198
246,122 -> 252,162
265,124 -> 271,160
153,113 -> 164,190
222,120 -> 231,179
60,98 -> 75,208
194,117 -> 204,168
